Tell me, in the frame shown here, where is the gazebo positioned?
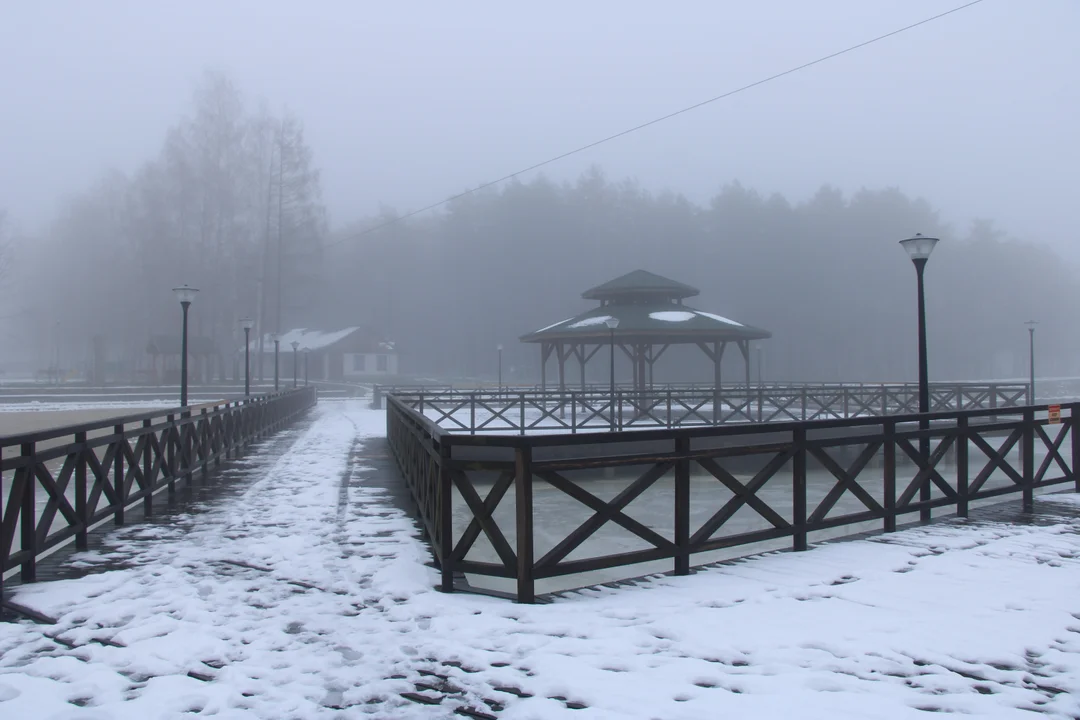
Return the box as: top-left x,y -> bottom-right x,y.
520,270 -> 771,403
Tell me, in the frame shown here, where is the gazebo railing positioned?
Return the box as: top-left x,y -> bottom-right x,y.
388,383 -> 1030,434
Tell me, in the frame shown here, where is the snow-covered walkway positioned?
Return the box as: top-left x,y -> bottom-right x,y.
1,401 -> 1079,719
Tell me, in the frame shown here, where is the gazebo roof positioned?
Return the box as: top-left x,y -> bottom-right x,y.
582,269 -> 700,301
520,303 -> 770,344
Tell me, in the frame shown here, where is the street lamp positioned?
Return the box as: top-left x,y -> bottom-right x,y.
605,317 -> 620,430
272,333 -> 281,392
899,233 -> 939,522
172,285 -> 199,407
239,317 -> 254,397
497,344 -> 503,396
291,340 -> 300,388
1025,320 -> 1038,404
303,348 -> 310,386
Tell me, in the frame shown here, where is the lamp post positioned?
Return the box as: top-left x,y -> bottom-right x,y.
497,344 -> 503,396
899,233 -> 939,523
272,333 -> 281,392
1025,320 -> 1038,404
605,317 -> 620,430
303,348 -> 310,386
172,285 -> 199,407
239,317 -> 254,397
291,341 -> 300,388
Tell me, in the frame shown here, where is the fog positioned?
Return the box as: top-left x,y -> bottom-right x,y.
0,1 -> 1076,384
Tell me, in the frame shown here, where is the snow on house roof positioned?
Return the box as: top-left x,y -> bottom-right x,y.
243,327 -> 365,353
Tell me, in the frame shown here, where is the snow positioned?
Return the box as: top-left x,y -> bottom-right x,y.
0,400 -> 221,414
2,401 -> 1079,719
246,327 -> 362,353
568,315 -> 614,329
533,317 -> 574,334
695,310 -> 744,326
649,310 -> 696,322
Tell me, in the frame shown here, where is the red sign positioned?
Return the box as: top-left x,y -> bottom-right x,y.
1048,405 -> 1061,424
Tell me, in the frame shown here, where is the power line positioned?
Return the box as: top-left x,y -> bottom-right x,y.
329,0 -> 987,249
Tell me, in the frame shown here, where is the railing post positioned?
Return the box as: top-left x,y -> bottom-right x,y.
1073,403 -> 1080,492
1023,407 -> 1035,511
956,415 -> 969,518
757,385 -> 764,423
515,445 -> 535,603
519,393 -> 526,436
667,388 -> 673,428
884,420 -> 896,532
617,390 -> 624,430
674,435 -> 690,575
113,424 -> 125,526
166,413 -> 176,496
75,431 -> 88,549
800,388 -> 807,422
142,418 -> 153,516
469,393 -> 476,436
571,391 -> 577,433
19,442 -> 37,581
181,411 -> 192,485
843,387 -> 850,419
438,440 -> 454,593
956,383 -> 963,411
792,427 -> 807,551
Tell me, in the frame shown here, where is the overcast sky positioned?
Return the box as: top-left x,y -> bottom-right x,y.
1,0 -> 1077,255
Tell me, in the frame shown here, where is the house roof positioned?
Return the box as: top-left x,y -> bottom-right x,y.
241,327 -> 396,354
581,270 -> 700,301
519,303 -> 770,344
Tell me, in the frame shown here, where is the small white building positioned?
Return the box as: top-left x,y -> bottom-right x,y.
244,327 -> 398,382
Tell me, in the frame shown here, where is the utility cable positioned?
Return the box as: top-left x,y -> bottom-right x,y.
327,0 -> 987,248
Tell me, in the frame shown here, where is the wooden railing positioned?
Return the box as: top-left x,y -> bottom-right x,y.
1,386 -> 317,600
387,394 -> 1077,602
387,383 -> 1029,434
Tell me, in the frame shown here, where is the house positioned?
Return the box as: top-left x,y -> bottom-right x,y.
244,327 -> 399,382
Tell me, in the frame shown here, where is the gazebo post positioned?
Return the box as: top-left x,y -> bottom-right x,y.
637,343 -> 648,417
557,342 -> 567,417
713,340 -> 727,424
540,342 -> 552,395
738,340 -> 752,420
578,344 -> 587,391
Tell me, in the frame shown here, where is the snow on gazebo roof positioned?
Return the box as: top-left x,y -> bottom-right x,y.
522,270 -> 769,344
520,304 -> 770,343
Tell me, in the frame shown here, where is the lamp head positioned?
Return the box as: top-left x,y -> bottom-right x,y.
172,285 -> 199,305
899,233 -> 939,262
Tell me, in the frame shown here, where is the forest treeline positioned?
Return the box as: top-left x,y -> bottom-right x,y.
6,73 -> 1072,383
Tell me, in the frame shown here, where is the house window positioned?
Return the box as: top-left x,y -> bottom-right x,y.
376,354 -> 388,372
352,354 -> 366,372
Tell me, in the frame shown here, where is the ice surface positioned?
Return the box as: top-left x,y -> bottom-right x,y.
1,402 -> 1078,719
